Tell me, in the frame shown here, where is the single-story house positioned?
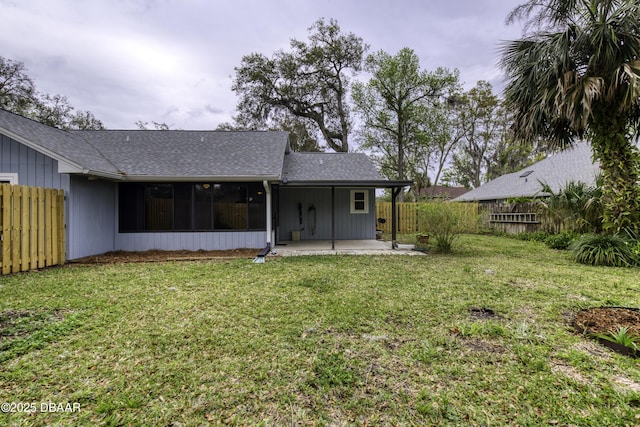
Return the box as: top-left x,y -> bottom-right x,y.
0,109 -> 411,260
453,142 -> 600,203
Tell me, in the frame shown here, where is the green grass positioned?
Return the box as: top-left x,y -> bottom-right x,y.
1,234 -> 640,425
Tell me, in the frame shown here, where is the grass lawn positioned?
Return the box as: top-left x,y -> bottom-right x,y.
1,234 -> 640,426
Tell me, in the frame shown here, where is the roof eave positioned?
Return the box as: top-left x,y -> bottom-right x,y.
0,126 -> 87,174
280,180 -> 413,188
121,175 -> 281,182
454,191 -> 548,202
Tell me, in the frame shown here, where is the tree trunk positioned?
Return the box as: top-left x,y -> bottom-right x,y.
589,114 -> 640,233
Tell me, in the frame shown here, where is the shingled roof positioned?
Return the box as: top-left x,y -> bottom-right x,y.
1,109 -> 289,180
454,142 -> 600,202
74,130 -> 289,180
2,109 -> 408,187
281,152 -> 409,187
0,109 -> 120,178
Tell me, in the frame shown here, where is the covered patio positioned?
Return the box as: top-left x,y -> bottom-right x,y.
276,152 -> 412,251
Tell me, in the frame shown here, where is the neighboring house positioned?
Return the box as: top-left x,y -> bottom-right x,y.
453,142 -> 600,203
417,185 -> 469,200
0,109 -> 410,260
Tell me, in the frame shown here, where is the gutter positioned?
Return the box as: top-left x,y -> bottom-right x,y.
279,180 -> 413,188
121,175 -> 281,183
252,180 -> 274,264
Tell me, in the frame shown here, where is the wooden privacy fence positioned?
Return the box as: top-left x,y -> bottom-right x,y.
0,184 -> 65,275
376,202 -> 480,234
479,202 -> 572,234
377,200 -> 583,236
480,202 -> 541,234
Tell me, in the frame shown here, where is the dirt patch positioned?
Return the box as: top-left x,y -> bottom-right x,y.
0,309 -> 66,343
572,341 -> 613,360
469,307 -> 499,319
463,337 -> 507,354
70,249 -> 260,264
612,376 -> 640,394
573,307 -> 640,336
573,307 -> 640,358
550,360 -> 590,385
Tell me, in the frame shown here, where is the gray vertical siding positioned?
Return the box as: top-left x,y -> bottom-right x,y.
67,176 -> 117,259
1,133 -> 116,259
1,133 -> 74,258
278,187 -> 375,240
113,183 -> 268,252
70,176 -> 268,257
0,134 -> 69,190
4,133 -> 372,256
115,232 -> 266,251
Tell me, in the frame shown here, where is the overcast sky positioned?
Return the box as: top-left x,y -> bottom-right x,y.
1,0 -> 523,130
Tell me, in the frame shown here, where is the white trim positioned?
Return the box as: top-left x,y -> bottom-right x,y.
57,161 -> 86,174
0,173 -> 18,184
350,189 -> 369,214
263,180 -> 272,248
0,126 -> 121,181
122,175 -> 280,182
0,126 -> 85,172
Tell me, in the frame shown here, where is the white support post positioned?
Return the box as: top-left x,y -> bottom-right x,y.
263,180 -> 272,248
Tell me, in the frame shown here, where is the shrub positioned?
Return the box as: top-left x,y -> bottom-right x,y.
538,178 -> 604,234
569,234 -> 637,267
622,228 -> 640,264
628,241 -> 640,264
418,201 -> 480,253
544,231 -> 577,250
596,326 -> 639,355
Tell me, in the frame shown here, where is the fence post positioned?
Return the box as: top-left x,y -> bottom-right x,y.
20,186 -> 30,271
11,186 -> 21,273
58,190 -> 66,264
29,187 -> 38,270
1,184 -> 12,275
37,187 -> 45,269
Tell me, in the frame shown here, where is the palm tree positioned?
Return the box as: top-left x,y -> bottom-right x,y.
539,177 -> 604,233
500,0 -> 640,233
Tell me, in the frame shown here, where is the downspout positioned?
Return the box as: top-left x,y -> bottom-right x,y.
331,186 -> 335,250
263,180 -> 272,249
253,181 -> 273,263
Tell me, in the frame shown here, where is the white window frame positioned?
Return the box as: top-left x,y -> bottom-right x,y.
350,189 -> 369,214
0,173 -> 18,184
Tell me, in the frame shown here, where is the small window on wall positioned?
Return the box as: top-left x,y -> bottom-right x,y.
0,173 -> 18,184
350,189 -> 369,214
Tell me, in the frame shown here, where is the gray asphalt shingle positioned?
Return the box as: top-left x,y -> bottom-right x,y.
2,109 -> 393,185
454,142 -> 600,201
0,109 -> 119,175
282,152 -> 385,183
73,130 -> 289,178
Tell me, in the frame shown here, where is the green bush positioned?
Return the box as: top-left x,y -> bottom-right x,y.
539,178 -> 604,234
569,234 -> 637,267
622,228 -> 640,264
628,240 -> 640,263
418,201 -> 480,253
544,231 -> 577,250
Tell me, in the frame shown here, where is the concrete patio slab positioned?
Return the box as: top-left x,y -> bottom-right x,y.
269,240 -> 424,256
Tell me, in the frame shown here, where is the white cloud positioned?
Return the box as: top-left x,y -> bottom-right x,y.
0,0 -> 524,129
